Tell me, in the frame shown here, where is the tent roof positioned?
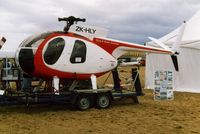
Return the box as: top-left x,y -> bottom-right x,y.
147,10 -> 200,50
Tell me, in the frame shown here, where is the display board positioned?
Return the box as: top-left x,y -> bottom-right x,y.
154,70 -> 174,100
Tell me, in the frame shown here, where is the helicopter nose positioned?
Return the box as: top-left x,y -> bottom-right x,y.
18,48 -> 35,74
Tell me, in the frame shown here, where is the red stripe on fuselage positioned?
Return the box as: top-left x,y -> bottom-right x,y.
93,38 -> 172,55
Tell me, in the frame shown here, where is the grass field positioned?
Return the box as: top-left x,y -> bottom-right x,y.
0,67 -> 200,134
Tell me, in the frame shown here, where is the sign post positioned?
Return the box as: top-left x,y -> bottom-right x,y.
154,70 -> 174,100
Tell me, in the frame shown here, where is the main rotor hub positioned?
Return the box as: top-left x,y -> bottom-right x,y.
58,16 -> 86,32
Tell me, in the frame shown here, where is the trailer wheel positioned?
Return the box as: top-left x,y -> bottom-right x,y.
96,93 -> 111,109
76,95 -> 91,110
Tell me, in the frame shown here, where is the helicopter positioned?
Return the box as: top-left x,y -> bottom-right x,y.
1,16 -> 178,94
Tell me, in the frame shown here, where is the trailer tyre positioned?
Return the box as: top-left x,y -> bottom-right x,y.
96,93 -> 111,109
76,95 -> 91,110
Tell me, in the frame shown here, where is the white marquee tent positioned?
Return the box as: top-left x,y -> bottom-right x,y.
145,10 -> 200,93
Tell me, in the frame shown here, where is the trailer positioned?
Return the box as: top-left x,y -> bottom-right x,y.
0,59 -> 144,110
0,87 -> 143,110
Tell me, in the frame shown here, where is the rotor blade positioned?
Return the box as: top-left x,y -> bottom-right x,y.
148,37 -> 171,51
120,61 -> 140,67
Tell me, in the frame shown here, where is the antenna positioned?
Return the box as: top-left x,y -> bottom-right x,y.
58,16 -> 86,32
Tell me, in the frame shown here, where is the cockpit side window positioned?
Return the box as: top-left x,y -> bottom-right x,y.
44,37 -> 65,65
70,40 -> 87,64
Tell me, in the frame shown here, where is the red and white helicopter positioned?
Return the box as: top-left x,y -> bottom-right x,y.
0,16 -> 178,93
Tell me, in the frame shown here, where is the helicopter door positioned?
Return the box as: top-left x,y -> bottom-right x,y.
70,40 -> 87,64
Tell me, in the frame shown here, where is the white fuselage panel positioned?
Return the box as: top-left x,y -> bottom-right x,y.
42,36 -> 117,74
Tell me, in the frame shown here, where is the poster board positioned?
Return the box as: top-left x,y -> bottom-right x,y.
154,70 -> 174,100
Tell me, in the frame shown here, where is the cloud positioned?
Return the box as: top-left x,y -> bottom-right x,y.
0,0 -> 200,44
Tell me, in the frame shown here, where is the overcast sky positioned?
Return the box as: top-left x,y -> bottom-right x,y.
1,0 -> 200,44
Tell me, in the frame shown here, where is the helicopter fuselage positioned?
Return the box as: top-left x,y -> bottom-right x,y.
16,32 -> 118,79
